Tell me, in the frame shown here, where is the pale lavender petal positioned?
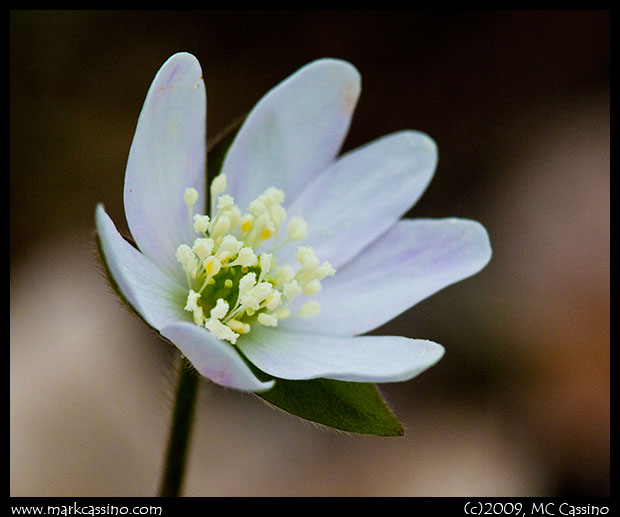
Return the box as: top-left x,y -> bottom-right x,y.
277,131 -> 437,268
95,204 -> 188,330
221,59 -> 360,213
237,327 -> 444,382
124,52 -> 206,283
280,218 -> 492,336
161,321 -> 275,392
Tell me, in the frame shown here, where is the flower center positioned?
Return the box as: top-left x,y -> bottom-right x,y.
176,174 -> 335,344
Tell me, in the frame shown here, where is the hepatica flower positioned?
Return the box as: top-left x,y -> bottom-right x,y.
96,53 -> 491,432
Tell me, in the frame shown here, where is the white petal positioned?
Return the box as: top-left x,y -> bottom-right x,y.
278,131 -> 437,268
124,52 -> 206,283
95,204 -> 188,330
221,58 -> 360,212
237,327 -> 444,382
161,321 -> 275,392
280,218 -> 492,336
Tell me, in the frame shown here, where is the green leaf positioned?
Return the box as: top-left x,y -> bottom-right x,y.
256,375 -> 405,436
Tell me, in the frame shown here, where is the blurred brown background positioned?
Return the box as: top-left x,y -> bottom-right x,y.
10,10 -> 609,496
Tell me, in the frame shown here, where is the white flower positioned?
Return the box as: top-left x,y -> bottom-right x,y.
95,52 -> 491,393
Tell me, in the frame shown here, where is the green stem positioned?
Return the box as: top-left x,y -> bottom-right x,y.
159,355 -> 200,497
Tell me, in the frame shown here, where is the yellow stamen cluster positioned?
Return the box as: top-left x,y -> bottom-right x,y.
177,175 -> 335,344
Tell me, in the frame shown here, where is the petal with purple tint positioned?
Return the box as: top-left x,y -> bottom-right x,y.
161,321 -> 275,392
124,52 -> 206,283
238,326 -> 444,382
95,204 -> 188,330
280,218 -> 492,336
221,58 -> 360,213
277,130 -> 437,269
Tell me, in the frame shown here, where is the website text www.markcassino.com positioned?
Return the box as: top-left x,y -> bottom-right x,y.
10,504 -> 162,516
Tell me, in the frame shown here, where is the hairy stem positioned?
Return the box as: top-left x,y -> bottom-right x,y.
159,355 -> 200,497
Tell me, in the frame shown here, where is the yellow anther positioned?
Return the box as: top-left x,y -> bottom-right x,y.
317,261 -> 336,279
204,256 -> 221,277
176,244 -> 198,277
259,253 -> 273,275
239,272 -> 257,294
184,289 -> 201,311
265,291 -> 282,311
283,280 -> 302,300
297,246 -> 319,271
219,235 -> 243,255
204,318 -> 239,344
251,282 -> 274,302
223,205 -> 242,228
240,293 -> 260,311
263,187 -> 285,205
287,216 -> 308,241
183,290 -> 205,326
210,174 -> 227,199
216,194 -> 235,212
302,279 -> 322,296
193,214 -> 211,233
211,216 -> 231,239
233,247 -> 258,267
269,204 -> 286,226
249,199 -> 266,216
240,214 -> 253,233
192,237 -> 214,259
272,265 -> 295,284
227,319 -> 251,334
210,298 -> 229,320
257,312 -> 278,327
184,187 -> 199,209
192,306 -> 205,326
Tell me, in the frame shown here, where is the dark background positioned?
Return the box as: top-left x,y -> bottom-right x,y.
10,10 -> 609,496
